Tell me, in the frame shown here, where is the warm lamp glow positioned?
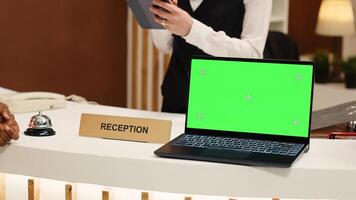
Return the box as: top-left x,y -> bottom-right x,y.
316,0 -> 355,36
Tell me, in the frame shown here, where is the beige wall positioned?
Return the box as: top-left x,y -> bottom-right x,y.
343,0 -> 356,59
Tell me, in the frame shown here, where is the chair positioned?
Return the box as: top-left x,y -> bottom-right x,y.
263,31 -> 300,60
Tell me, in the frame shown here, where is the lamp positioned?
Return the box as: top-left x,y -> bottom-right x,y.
316,0 -> 356,81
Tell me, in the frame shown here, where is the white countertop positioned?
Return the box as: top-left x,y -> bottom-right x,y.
0,86 -> 355,199
0,102 -> 354,199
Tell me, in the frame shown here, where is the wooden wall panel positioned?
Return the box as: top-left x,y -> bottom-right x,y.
0,0 -> 127,107
152,47 -> 160,111
142,30 -> 149,110
289,0 -> 342,55
0,173 -> 4,200
127,9 -> 170,111
65,184 -> 77,200
28,179 -> 39,200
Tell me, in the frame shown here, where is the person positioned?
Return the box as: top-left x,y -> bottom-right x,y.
150,0 -> 272,113
0,102 -> 19,146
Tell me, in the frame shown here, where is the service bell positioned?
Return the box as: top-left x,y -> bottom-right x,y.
24,111 -> 56,136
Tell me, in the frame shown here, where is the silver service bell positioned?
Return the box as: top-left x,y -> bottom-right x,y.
24,111 -> 56,136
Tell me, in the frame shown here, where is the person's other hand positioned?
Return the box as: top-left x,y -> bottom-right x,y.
0,103 -> 19,146
150,0 -> 193,37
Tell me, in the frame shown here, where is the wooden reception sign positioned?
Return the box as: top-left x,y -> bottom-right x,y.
79,113 -> 172,144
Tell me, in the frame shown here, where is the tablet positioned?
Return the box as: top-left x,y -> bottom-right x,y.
127,0 -> 166,29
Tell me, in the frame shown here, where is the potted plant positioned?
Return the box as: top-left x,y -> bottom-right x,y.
313,49 -> 330,83
342,56 -> 356,88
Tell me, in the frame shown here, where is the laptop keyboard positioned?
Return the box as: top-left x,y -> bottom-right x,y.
172,134 -> 304,156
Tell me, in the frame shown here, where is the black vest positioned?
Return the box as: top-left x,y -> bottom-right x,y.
161,0 -> 245,113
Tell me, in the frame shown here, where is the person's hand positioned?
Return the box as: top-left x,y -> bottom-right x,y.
0,103 -> 19,146
150,0 -> 193,37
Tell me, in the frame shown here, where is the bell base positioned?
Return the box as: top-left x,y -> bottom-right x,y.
24,128 -> 56,137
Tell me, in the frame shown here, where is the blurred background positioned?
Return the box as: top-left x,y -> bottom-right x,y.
0,0 -> 355,110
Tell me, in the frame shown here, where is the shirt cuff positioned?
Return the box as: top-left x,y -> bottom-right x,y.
151,29 -> 172,37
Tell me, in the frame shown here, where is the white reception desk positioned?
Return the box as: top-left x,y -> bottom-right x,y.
0,86 -> 355,200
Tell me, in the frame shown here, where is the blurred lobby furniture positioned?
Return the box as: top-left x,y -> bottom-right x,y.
328,131 -> 356,139
289,0 -> 343,59
268,0 -> 290,34
316,0 -> 356,81
263,31 -> 299,60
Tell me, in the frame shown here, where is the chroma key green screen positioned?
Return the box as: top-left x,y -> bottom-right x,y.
186,58 -> 313,138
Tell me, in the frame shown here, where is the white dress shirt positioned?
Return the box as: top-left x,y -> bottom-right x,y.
151,0 -> 272,58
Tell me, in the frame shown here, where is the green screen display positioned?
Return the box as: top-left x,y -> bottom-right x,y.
187,58 -> 313,138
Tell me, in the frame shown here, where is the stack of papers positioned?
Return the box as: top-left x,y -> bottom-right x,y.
311,101 -> 356,130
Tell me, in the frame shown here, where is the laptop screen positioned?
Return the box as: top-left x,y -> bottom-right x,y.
186,58 -> 314,138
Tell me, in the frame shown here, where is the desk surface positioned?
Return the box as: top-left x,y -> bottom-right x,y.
0,86 -> 355,199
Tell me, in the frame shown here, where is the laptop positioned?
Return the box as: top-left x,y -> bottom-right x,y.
154,56 -> 314,168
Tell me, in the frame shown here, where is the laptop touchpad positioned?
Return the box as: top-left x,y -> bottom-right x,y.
201,149 -> 251,159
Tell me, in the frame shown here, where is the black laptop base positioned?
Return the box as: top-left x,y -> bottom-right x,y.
154,134 -> 306,168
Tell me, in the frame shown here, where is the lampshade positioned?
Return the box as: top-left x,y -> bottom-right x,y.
316,0 -> 355,36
